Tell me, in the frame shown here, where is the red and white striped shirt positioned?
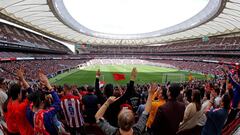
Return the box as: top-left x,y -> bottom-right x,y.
61,95 -> 84,128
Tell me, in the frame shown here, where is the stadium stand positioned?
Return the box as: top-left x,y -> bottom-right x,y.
0,22 -> 72,54
1,0 -> 240,135
1,65 -> 239,135
83,36 -> 240,56
0,59 -> 88,81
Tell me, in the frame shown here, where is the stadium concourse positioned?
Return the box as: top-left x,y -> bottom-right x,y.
1,0 -> 240,135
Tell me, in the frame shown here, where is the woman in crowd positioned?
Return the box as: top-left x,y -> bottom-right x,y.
177,90 -> 203,135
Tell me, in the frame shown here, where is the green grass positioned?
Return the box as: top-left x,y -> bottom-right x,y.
49,64 -> 209,86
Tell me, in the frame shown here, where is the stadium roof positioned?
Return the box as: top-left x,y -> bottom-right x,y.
0,0 -> 240,45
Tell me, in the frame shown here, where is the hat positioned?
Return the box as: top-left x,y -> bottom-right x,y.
120,104 -> 133,110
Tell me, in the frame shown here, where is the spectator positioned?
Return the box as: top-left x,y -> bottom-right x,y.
4,68 -> 34,135
1,56 -> 240,135
61,84 -> 85,135
0,78 -> 8,135
0,78 -> 8,118
146,86 -> 167,130
95,68 -> 137,126
26,70 -> 61,135
128,87 -> 141,112
177,90 -> 202,135
183,88 -> 192,106
227,69 -> 240,125
201,93 -> 231,135
82,86 -> 100,124
95,83 -> 157,135
151,83 -> 185,135
211,86 -> 221,108
95,70 -> 114,105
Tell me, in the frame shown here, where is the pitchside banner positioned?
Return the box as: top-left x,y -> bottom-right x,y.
16,57 -> 34,60
0,57 -> 17,61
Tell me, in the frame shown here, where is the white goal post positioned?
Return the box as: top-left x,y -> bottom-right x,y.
162,73 -> 186,83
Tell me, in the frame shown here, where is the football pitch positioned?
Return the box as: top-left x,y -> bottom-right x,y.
49,64 -> 209,86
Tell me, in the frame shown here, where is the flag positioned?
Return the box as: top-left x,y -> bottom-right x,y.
99,81 -> 105,88
188,73 -> 193,81
113,73 -> 125,81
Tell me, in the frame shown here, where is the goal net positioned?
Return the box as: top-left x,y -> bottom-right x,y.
162,73 -> 186,83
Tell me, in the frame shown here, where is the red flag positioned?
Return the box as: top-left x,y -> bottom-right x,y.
99,81 -> 105,88
113,73 -> 125,81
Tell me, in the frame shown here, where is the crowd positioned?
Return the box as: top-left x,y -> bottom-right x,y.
0,52 -> 71,58
0,64 -> 239,135
87,59 -> 173,68
0,56 -> 237,84
86,36 -> 240,54
85,58 -> 234,75
150,60 -> 222,75
0,22 -> 70,52
155,56 -> 240,63
0,60 -> 87,81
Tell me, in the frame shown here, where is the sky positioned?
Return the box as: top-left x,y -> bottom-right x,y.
63,0 -> 209,35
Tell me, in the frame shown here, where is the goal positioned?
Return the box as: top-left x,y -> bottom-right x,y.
162,73 -> 186,83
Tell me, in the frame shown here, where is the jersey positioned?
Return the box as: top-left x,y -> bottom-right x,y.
61,95 -> 84,128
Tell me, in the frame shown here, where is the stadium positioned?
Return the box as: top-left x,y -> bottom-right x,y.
0,0 -> 239,135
